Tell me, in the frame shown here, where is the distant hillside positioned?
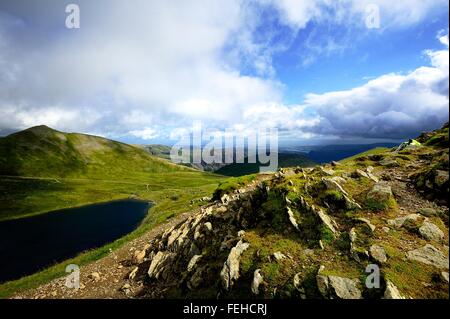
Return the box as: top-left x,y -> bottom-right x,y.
139,144 -> 172,160
0,126 -> 190,179
216,152 -> 316,176
305,143 -> 398,164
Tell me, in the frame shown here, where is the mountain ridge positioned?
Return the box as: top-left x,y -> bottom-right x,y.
0,125 -> 191,179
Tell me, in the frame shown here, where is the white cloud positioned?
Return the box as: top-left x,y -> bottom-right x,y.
0,0 -> 448,142
299,32 -> 449,139
128,127 -> 159,140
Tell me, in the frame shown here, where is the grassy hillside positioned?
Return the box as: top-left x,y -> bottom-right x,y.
215,152 -> 317,176
0,126 -> 224,295
0,126 -> 224,221
139,144 -> 172,160
0,125 -> 189,179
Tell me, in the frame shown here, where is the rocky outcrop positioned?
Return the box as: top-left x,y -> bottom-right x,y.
251,269 -> 264,295
316,267 -> 362,299
369,245 -> 387,264
406,244 -> 449,269
366,182 -> 394,210
419,221 -> 444,242
220,240 -> 250,290
383,280 -> 404,299
388,214 -> 421,228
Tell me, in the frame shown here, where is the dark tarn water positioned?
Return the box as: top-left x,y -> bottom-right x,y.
0,199 -> 151,283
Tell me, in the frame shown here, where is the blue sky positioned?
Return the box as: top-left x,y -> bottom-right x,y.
0,0 -> 448,146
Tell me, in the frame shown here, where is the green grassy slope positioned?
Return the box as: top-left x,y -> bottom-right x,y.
0,126 -> 223,221
0,125 -> 189,179
138,144 -> 172,160
0,126 -> 224,295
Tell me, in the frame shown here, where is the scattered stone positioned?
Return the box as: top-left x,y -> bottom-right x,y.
331,176 -> 347,184
328,276 -> 362,299
366,182 -> 394,210
129,267 -> 138,280
120,283 -> 131,294
369,245 -> 387,263
89,272 -> 101,281
354,169 -> 370,179
322,178 -> 349,196
316,209 -> 338,236
355,217 -> 376,233
419,221 -> 444,242
273,251 -> 287,261
388,214 -> 421,228
407,244 -> 449,269
133,249 -> 146,264
382,227 -> 390,233
383,280 -> 404,299
331,161 -> 341,167
441,272 -> 449,283
418,208 -> 438,217
288,180 -> 294,186
251,269 -> 264,295
379,158 -> 399,167
317,269 -> 362,299
287,207 -> 299,231
220,240 -> 250,290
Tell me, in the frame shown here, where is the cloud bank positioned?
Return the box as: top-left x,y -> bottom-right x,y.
0,0 -> 448,142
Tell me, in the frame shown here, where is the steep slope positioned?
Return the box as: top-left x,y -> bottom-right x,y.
123,123 -> 447,299
0,126 -> 189,179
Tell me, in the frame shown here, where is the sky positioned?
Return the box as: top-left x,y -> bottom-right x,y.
0,0 -> 448,146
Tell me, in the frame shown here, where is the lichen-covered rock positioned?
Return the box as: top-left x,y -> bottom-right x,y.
251,269 -> 264,295
327,276 -> 362,299
355,218 -> 376,234
383,280 -> 404,299
419,221 -> 444,242
407,244 -> 449,269
370,245 -> 387,263
388,214 -> 421,228
316,209 -> 338,236
366,182 -> 395,210
220,240 -> 250,290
